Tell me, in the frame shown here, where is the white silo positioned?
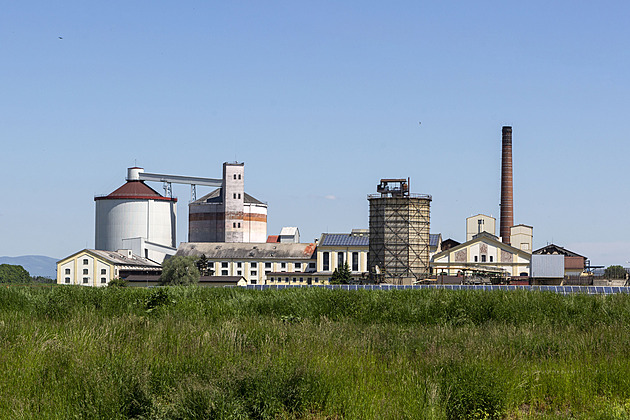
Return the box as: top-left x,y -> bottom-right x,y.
95,167 -> 177,263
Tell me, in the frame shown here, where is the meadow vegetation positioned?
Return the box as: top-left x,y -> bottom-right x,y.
1,286 -> 630,419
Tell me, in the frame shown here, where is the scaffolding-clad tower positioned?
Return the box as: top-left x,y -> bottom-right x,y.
368,179 -> 432,285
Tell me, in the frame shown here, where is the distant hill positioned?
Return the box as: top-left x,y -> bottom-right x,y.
0,255 -> 58,278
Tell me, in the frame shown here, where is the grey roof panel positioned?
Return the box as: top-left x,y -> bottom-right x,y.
176,242 -> 317,259
320,234 -> 369,247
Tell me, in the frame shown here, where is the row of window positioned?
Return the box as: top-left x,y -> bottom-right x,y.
322,252 -> 360,271
232,174 -> 242,180
473,255 -> 493,262
215,261 -> 314,270
64,277 -> 108,284
65,268 -> 108,275
268,277 -> 323,284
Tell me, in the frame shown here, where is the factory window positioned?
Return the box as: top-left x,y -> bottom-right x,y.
292,278 -> 297,283
280,262 -> 286,270
474,256 -> 478,262
233,174 -> 236,179
308,262 -> 316,271
236,270 -> 242,276
100,269 -> 106,275
238,193 -> 241,199
100,277 -> 107,284
285,277 -> 289,282
221,270 -> 228,276
265,270 -> 272,276
221,262 -> 228,268
251,262 -> 257,268
83,259 -> 88,265
237,222 -> 241,228
295,262 -> 301,270
65,277 -> 70,284
83,269 -> 89,275
338,252 -> 344,269
352,252 -> 359,271
233,222 -> 236,228
481,255 -> 486,262
265,262 -> 272,269
82,277 -> 89,284
236,262 -> 242,268
299,277 -> 304,283
490,256 -> 494,262
323,252 -> 330,271
250,271 -> 256,277
65,268 -> 70,275
238,174 -> 241,180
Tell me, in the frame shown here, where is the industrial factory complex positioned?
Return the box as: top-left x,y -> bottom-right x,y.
57,127 -> 597,287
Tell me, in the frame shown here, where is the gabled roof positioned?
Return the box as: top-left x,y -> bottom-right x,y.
431,232 -> 531,261
191,188 -> 265,205
95,181 -> 176,202
280,227 -> 299,236
176,242 -> 317,260
533,244 -> 585,258
58,249 -> 161,269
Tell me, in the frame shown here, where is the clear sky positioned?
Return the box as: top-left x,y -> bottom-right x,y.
2,1 -> 629,266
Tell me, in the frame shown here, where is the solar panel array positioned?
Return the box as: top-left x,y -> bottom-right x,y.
245,284 -> 629,294
319,234 -> 369,247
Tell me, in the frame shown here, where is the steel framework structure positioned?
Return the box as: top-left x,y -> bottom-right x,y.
368,194 -> 432,285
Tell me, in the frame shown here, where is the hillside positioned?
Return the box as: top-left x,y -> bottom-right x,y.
0,255 -> 57,278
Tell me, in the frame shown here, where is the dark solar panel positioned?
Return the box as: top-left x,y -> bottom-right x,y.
320,234 -> 369,247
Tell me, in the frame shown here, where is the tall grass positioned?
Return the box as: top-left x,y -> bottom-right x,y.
1,286 -> 630,418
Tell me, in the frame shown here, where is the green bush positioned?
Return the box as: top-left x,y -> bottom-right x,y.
440,362 -> 505,420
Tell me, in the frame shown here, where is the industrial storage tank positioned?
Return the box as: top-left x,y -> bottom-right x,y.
95,167 -> 177,262
368,179 -> 432,285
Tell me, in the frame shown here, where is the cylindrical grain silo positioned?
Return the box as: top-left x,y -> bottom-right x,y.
95,168 -> 177,262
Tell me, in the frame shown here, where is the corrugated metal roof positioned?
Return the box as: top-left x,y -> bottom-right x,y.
82,249 -> 161,268
95,181 -> 175,202
176,242 -> 317,259
280,227 -> 299,236
320,234 -> 369,247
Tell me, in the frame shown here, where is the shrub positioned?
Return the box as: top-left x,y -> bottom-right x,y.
440,362 -> 505,420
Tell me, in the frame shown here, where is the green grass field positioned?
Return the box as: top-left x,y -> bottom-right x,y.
1,286 -> 630,419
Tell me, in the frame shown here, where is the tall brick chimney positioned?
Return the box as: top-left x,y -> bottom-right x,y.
500,126 -> 513,244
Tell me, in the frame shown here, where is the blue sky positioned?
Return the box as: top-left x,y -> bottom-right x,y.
2,1 -> 629,266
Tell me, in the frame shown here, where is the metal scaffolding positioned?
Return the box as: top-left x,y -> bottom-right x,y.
368,179 -> 432,285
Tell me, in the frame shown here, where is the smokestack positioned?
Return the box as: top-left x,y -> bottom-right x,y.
500,126 -> 513,244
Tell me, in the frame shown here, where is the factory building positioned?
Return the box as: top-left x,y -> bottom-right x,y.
57,249 -> 161,286
533,244 -> 588,278
316,231 -> 370,276
368,179 -> 432,285
95,167 -> 177,263
430,232 -> 532,278
175,241 -> 316,285
189,162 -> 267,243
